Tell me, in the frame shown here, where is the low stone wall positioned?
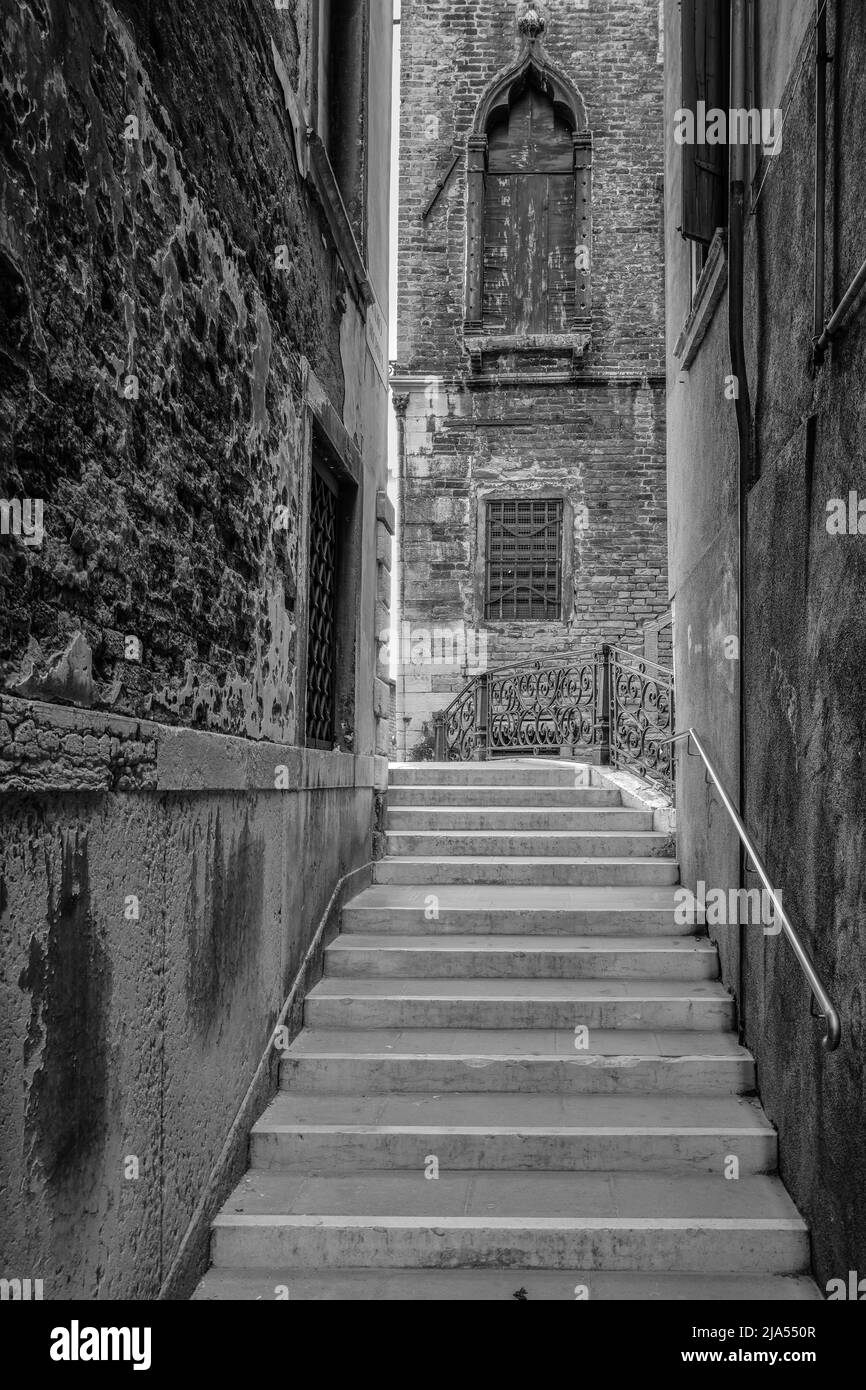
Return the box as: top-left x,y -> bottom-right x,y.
0,695 -> 387,1299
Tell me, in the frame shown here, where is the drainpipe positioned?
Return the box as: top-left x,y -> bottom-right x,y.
728,0 -> 753,1043
813,0 -> 828,352
393,393 -> 409,760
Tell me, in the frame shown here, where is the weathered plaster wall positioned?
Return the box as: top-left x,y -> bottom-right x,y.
740,0 -> 866,1288
395,0 -> 669,750
663,0 -> 866,1287
0,698 -> 378,1299
662,0 -> 741,991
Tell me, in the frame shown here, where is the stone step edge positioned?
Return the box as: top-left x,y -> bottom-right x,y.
213,1214 -> 807,1233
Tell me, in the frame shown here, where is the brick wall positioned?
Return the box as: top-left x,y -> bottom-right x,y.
394,0 -> 669,752
0,0 -> 388,749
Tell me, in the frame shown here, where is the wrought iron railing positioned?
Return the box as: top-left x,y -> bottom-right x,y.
432,644 -> 676,797
608,645 -> 675,792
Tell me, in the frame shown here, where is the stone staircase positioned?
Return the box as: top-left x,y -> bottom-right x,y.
194,760 -> 820,1301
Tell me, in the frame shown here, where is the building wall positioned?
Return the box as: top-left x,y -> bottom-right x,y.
664,0 -> 866,1289
0,0 -> 393,1297
394,0 -> 669,756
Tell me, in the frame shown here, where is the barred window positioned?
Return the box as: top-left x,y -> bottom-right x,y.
306,455 -> 340,748
485,499 -> 563,620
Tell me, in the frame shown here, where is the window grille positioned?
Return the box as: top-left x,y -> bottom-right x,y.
306,461 -> 339,747
485,499 -> 563,620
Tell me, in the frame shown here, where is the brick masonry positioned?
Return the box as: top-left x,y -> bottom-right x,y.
394,0 -> 670,755
0,0 -> 390,751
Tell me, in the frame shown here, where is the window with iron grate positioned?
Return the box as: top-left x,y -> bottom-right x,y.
485,499 -> 563,620
305,457 -> 339,748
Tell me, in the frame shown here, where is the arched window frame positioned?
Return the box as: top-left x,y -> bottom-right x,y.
464,44 -> 593,354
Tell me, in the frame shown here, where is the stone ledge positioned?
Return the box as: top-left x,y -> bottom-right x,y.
376,490 -> 396,535
373,676 -> 395,721
0,695 -> 384,795
464,330 -> 591,375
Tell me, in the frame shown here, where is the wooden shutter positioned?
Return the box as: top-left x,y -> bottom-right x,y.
482,87 -> 576,334
548,173 -> 576,332
681,0 -> 730,244
482,175 -> 511,330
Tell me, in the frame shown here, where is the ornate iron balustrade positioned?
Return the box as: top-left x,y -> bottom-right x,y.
607,645 -> 675,793
432,643 -> 676,797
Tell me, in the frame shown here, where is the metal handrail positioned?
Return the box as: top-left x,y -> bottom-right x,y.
661,728 -> 841,1051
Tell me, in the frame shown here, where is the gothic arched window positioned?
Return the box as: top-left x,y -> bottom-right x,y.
465,62 -> 591,343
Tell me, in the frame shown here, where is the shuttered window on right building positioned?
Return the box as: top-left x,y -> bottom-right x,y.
680,0 -> 731,245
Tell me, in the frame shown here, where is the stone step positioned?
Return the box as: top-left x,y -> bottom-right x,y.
373,857 -> 680,887
389,784 -> 623,807
387,807 -> 652,831
195,749 -> 817,1299
385,830 -> 674,859
343,885 -> 685,935
389,763 -> 586,787
193,1267 -> 821,1301
304,977 -> 735,1031
249,1092 -> 777,1173
325,933 -> 718,981
280,1028 -> 755,1095
209,1170 -> 809,1273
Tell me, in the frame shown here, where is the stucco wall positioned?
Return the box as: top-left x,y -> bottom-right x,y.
0,698 -> 383,1297
663,0 -> 866,1287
